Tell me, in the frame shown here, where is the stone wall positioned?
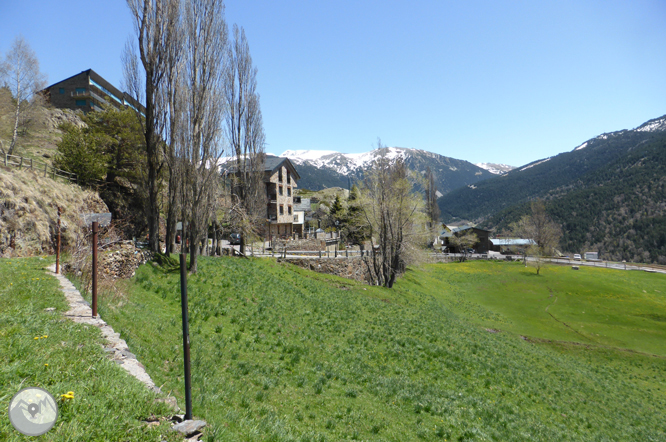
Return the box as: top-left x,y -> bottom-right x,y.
281,256 -> 371,283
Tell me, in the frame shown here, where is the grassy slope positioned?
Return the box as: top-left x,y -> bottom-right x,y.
0,258 -> 180,441
89,257 -> 665,441
417,261 -> 666,356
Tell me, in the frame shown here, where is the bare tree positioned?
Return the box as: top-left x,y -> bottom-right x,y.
224,24 -> 266,255
179,0 -> 228,273
0,36 -> 46,155
124,0 -> 181,253
424,167 -> 440,236
512,199 -> 562,275
358,141 -> 428,288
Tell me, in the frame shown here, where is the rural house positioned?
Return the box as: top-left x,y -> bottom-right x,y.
440,224 -> 491,253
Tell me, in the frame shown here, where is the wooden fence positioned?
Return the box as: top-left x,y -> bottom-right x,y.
2,153 -> 78,184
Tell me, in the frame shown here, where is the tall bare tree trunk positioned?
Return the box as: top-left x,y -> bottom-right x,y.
125,0 -> 181,253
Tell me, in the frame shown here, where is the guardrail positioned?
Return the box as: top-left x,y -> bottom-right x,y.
2,153 -> 78,184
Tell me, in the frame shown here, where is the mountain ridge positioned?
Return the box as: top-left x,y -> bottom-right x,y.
437,113 -> 666,263
277,146 -> 496,194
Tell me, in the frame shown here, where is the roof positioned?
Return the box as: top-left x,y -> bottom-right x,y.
440,225 -> 490,237
221,156 -> 301,181
490,238 -> 536,246
42,68 -> 145,113
263,156 -> 300,180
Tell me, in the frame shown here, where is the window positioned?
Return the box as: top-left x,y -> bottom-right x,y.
279,205 -> 284,215
75,87 -> 86,94
59,88 -> 65,94
287,172 -> 291,184
75,100 -> 87,106
294,214 -> 299,222
287,187 -> 291,197
288,206 -> 292,215
279,186 -> 283,196
278,169 -> 283,182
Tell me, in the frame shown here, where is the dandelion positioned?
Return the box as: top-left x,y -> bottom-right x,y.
44,364 -> 48,367
42,335 -> 48,338
34,337 -> 39,340
60,391 -> 74,400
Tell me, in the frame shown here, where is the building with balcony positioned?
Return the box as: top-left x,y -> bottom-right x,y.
221,156 -> 301,239
40,69 -> 145,115
263,157 -> 300,238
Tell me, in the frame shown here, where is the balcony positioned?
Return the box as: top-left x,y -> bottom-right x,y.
71,89 -> 110,108
268,194 -> 277,203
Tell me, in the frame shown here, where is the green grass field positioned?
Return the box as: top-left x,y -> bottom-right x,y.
74,257 -> 665,441
0,258 -> 180,441
413,260 -> 666,356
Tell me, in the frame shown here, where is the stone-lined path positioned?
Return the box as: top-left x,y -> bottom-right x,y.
45,264 -> 165,396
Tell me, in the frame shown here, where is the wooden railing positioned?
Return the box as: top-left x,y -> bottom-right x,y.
2,153 -> 78,184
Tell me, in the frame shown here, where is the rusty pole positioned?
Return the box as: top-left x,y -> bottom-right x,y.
92,221 -> 98,318
56,207 -> 61,274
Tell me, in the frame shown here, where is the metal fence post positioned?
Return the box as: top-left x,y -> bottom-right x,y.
179,253 -> 193,420
56,207 -> 61,274
92,221 -> 98,318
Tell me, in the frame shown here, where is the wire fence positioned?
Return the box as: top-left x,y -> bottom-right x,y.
2,153 -> 78,184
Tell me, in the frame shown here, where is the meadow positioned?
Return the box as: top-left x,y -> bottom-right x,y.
0,258 -> 180,441
79,257 -> 666,441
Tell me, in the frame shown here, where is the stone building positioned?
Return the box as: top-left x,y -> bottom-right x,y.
263,157 -> 300,238
222,156 -> 301,239
40,69 -> 145,114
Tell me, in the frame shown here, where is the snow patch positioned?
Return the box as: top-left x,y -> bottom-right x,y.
475,163 -> 515,175
636,117 -> 666,132
574,142 -> 588,151
520,157 -> 551,172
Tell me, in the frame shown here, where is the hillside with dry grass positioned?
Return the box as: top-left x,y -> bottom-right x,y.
0,87 -> 84,161
0,167 -> 107,257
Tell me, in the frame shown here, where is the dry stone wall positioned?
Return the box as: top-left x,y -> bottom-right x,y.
281,256 -> 371,283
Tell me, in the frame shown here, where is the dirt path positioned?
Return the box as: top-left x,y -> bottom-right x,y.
45,264 -> 172,400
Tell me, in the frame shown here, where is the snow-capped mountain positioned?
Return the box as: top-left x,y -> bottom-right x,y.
276,146 -> 495,194
573,115 -> 666,152
474,163 -> 515,175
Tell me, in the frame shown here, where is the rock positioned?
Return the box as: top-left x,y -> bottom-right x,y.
44,307 -> 56,312
172,420 -> 207,437
572,266 -> 579,270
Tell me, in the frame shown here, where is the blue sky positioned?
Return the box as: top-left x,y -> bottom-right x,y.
1,0 -> 665,167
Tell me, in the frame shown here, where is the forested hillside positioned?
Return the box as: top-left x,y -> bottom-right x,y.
485,132 -> 666,262
437,115 -> 666,263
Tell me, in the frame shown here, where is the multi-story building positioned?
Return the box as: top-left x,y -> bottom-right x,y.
263,157 -> 300,238
40,69 -> 145,114
222,156 -> 301,239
